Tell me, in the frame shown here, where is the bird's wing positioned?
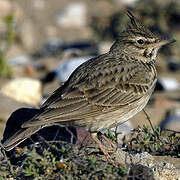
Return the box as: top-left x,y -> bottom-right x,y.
22,55 -> 155,128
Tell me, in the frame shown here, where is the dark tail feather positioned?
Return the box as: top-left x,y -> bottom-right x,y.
2,108 -> 41,151
3,126 -> 42,151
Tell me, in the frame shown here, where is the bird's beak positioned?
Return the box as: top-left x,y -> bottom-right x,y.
155,38 -> 176,48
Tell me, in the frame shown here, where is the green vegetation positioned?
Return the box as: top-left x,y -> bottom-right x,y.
1,126 -> 179,179
0,53 -> 12,78
105,129 -> 117,142
0,142 -> 127,179
125,126 -> 180,157
0,14 -> 15,77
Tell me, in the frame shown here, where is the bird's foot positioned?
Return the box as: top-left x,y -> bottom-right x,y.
91,133 -> 118,167
100,133 -> 117,153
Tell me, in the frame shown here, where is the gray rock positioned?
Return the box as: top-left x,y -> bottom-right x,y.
114,150 -> 180,179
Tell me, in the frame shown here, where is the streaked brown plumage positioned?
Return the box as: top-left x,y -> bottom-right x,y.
3,11 -> 175,152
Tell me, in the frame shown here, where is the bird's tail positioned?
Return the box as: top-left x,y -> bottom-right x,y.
3,126 -> 42,151
1,108 -> 42,151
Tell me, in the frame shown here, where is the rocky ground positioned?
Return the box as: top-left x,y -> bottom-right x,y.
0,0 -> 180,179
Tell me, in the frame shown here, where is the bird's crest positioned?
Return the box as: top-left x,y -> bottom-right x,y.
126,11 -> 155,38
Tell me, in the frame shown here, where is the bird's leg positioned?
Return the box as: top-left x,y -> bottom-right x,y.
91,133 -> 118,167
100,133 -> 117,150
91,133 -> 110,157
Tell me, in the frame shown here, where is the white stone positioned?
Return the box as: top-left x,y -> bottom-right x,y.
159,77 -> 180,91
56,2 -> 87,28
1,78 -> 42,106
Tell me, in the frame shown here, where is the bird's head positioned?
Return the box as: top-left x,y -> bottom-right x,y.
110,11 -> 175,63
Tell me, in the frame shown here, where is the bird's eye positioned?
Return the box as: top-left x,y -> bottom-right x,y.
137,39 -> 144,45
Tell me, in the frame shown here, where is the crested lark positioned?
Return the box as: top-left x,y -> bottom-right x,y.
3,11 -> 175,153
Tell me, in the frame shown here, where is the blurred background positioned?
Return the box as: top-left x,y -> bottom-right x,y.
0,0 -> 179,139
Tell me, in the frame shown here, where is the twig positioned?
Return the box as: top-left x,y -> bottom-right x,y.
143,109 -> 163,140
142,109 -> 155,133
162,128 -> 180,134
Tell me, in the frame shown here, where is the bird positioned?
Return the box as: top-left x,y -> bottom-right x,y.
2,11 -> 175,157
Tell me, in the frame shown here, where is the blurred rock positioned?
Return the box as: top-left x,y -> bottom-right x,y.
56,2 -> 87,28
158,77 -> 180,91
62,42 -> 98,55
32,39 -> 65,58
41,48 -> 94,85
0,0 -> 12,18
159,108 -> 180,131
55,55 -> 93,83
0,93 -> 28,139
58,41 -> 98,56
32,40 -> 98,58
0,78 -> 42,106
